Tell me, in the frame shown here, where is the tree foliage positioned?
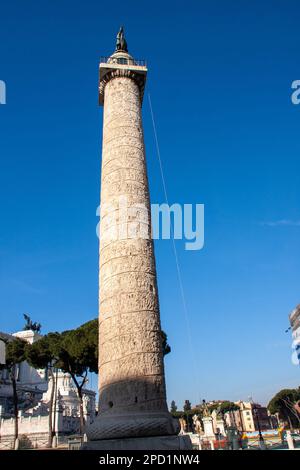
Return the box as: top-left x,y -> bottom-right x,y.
25,333 -> 59,369
25,333 -> 61,447
0,337 -> 27,447
207,401 -> 239,415
57,319 -> 98,376
25,320 -> 98,436
268,388 -> 300,425
161,330 -> 171,357
170,400 -> 177,414
5,337 -> 26,367
183,399 -> 192,413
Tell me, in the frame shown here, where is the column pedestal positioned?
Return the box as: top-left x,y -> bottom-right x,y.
202,416 -> 215,438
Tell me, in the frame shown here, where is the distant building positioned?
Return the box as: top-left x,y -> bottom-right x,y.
0,332 -> 11,365
223,401 -> 275,432
0,330 -> 48,416
0,329 -> 95,449
289,304 -> 300,365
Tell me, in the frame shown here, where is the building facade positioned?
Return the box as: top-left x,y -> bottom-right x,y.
0,329 -> 96,448
224,401 -> 274,432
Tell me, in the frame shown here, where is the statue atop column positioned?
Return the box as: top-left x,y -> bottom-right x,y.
115,26 -> 128,52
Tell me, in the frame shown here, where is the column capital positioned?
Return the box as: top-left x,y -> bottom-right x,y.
99,53 -> 147,105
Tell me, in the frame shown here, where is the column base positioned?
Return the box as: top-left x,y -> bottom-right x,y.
81,434 -> 192,450
85,412 -> 179,441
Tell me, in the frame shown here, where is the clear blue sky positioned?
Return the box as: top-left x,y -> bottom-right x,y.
1,0 -> 300,408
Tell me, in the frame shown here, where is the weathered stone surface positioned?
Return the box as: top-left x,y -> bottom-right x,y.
85,51 -> 177,445
100,271 -> 158,298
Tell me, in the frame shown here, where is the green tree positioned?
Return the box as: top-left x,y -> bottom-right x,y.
170,400 -> 177,414
268,388 -> 300,428
208,401 -> 239,415
26,320 -> 98,437
191,406 -> 203,417
183,399 -> 192,412
55,319 -> 98,434
161,331 -> 171,356
25,333 -> 60,448
183,399 -> 193,432
0,337 -> 26,449
220,401 -> 239,414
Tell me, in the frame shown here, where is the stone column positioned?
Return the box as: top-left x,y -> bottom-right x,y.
98,73 -> 169,424
83,45 -> 190,449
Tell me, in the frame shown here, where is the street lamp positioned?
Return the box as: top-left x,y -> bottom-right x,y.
252,401 -> 266,450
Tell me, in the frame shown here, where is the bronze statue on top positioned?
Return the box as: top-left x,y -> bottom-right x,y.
115,26 -> 128,52
23,314 -> 41,333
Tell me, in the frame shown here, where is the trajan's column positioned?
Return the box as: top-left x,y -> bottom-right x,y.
84,28 -> 191,450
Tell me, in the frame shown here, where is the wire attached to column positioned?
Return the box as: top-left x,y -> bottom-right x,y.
148,93 -> 200,401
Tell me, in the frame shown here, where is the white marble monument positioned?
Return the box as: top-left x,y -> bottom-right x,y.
202,416 -> 215,438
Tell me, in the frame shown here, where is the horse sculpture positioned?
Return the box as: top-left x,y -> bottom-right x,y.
23,314 -> 41,333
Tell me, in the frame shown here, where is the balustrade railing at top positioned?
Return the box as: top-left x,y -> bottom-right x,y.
99,56 -> 147,67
